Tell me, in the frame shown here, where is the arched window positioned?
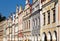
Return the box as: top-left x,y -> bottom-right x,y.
42,32 -> 47,41
47,32 -> 52,41
52,31 -> 57,41
54,31 -> 57,41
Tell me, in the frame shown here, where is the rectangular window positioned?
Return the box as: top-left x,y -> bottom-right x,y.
38,17 -> 40,26
27,21 -> 28,29
25,21 -> 28,29
25,22 -> 27,29
29,20 -> 30,29
43,13 -> 45,25
33,19 -> 35,26
53,8 -> 55,23
35,18 -> 37,26
24,22 -> 26,29
48,11 -> 50,24
9,28 -> 12,34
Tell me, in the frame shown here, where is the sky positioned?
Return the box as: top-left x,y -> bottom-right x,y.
0,0 -> 32,18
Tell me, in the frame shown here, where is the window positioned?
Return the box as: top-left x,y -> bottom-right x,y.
26,22 -> 27,29
53,8 -> 55,23
24,22 -> 26,29
33,27 -> 34,30
27,21 -> 28,29
23,22 -> 25,29
35,18 -> 37,26
29,20 -> 30,29
43,13 -> 45,25
9,28 -> 12,34
47,11 -> 50,24
15,26 -> 18,32
38,17 -> 40,26
33,19 -> 35,26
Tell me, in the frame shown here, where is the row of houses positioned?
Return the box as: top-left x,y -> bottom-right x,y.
0,0 -> 60,41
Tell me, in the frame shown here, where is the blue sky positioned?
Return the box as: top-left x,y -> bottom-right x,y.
0,0 -> 32,18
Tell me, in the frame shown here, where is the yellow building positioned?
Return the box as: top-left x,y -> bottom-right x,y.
40,0 -> 58,41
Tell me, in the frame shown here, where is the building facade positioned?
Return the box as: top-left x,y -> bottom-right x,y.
31,0 -> 40,41
3,0 -> 60,41
22,0 -> 32,41
40,0 -> 58,41
0,20 -> 7,41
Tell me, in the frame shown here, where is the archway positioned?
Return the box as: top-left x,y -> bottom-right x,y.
47,32 -> 52,41
42,32 -> 47,41
52,31 -> 57,41
54,31 -> 57,41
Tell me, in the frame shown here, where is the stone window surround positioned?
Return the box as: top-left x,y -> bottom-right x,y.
42,7 -> 56,26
